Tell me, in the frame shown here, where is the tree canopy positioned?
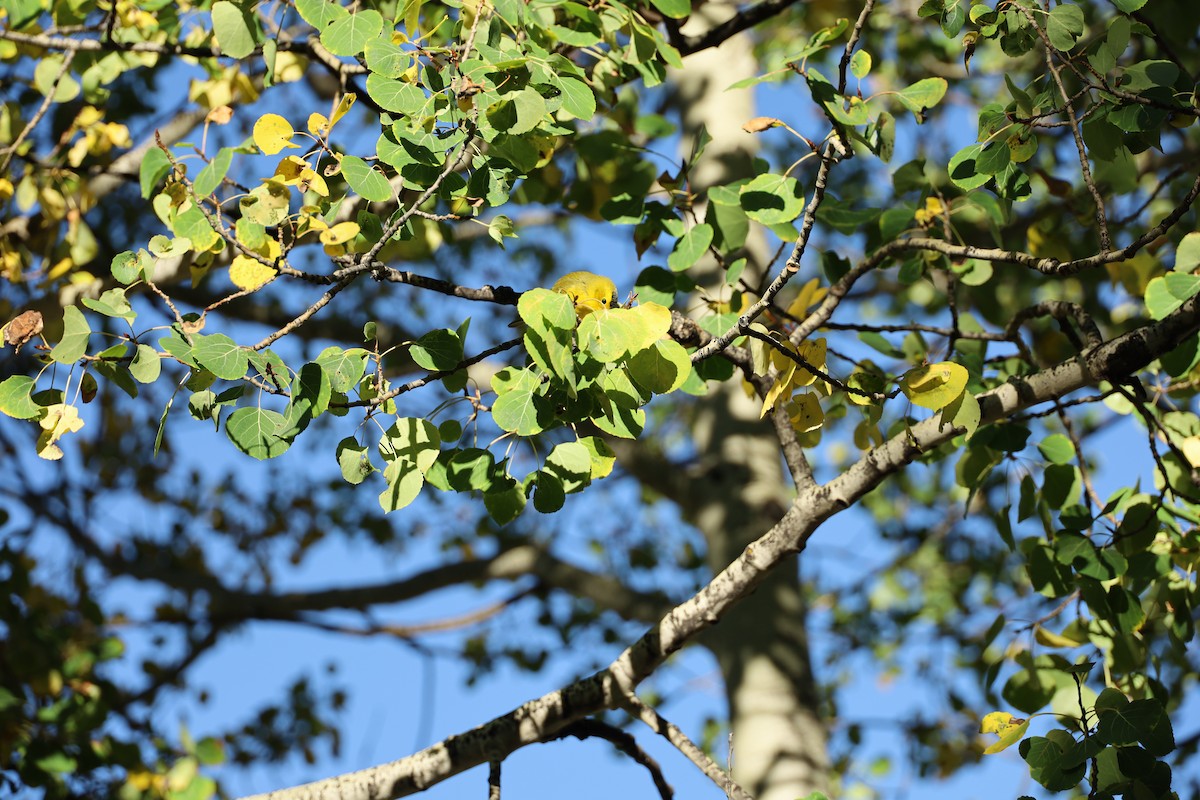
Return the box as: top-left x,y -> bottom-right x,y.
3,0 -> 1200,798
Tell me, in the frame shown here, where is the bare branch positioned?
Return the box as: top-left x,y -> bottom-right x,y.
547,719 -> 674,800
676,0 -> 805,55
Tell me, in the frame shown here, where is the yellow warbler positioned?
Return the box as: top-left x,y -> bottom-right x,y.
552,271 -> 618,319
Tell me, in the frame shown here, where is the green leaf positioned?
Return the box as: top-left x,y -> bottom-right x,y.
593,402 -> 645,439
173,205 -> 220,250
380,417 -> 440,472
648,0 -> 689,18
531,471 -> 565,513
578,435 -> 616,479
554,77 -> 597,120
320,9 -> 382,56
50,306 -> 90,364
341,155 -> 392,202
191,333 -> 248,380
634,266 -> 677,307
1038,434 -> 1075,465
34,55 -> 79,102
130,344 -> 162,384
523,326 -> 575,384
0,375 -> 41,419
366,74 -> 427,115
194,147 -> 234,197
739,174 -> 806,226
315,346 -> 368,392
110,249 -> 151,285
493,388 -> 548,436
947,144 -> 991,190
1175,232 -> 1200,272
276,362 -> 331,439
485,479 -> 526,523
896,77 -> 948,120
364,36 -> 410,77
1043,464 -> 1080,509
1096,694 -> 1175,757
578,310 -> 638,363
519,288 -> 577,332
976,141 -> 1011,175
1144,272 -> 1200,320
295,0 -> 347,29
336,437 -> 375,484
1020,733 -> 1087,791
544,441 -> 592,493
81,288 -> 136,321
850,49 -> 872,79
1046,3 -> 1085,52
502,88 -> 548,135
379,461 -> 424,512
445,448 -> 495,491
226,408 -> 290,459
627,339 -> 693,394
140,148 -> 172,199
1111,0 -> 1147,10
211,1 -> 257,59
34,752 -> 77,774
410,328 -> 465,371
668,224 -> 714,272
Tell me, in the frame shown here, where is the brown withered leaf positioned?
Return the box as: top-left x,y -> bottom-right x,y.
742,116 -> 783,134
207,105 -> 234,125
4,310 -> 44,352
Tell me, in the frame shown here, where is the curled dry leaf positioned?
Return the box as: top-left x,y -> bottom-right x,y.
206,105 -> 234,125
742,116 -> 783,133
4,310 -> 44,352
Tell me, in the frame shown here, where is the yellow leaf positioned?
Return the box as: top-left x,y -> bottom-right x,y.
787,392 -> 823,433
900,361 -> 968,410
981,715 -> 1029,755
272,52 -> 306,84
253,113 -> 300,155
914,195 -> 945,226
38,404 -> 84,460
1034,625 -> 1083,648
791,338 -> 826,388
0,177 -> 13,202
229,254 -> 276,291
329,93 -> 357,128
319,221 -> 360,246
307,113 -> 330,137
1181,436 -> 1200,468
980,711 -> 1018,735
785,278 -> 826,319
853,420 -> 883,449
760,372 -> 792,418
273,155 -> 308,183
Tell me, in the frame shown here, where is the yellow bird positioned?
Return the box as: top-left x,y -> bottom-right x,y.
552,271 -> 618,319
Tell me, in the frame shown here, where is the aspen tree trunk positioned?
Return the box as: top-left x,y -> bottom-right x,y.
670,6 -> 832,798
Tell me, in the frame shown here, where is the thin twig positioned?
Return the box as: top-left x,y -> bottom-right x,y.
620,693 -> 750,800
0,51 -> 75,173
548,719 -> 674,800
253,277 -> 354,350
1020,5 -> 1110,249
